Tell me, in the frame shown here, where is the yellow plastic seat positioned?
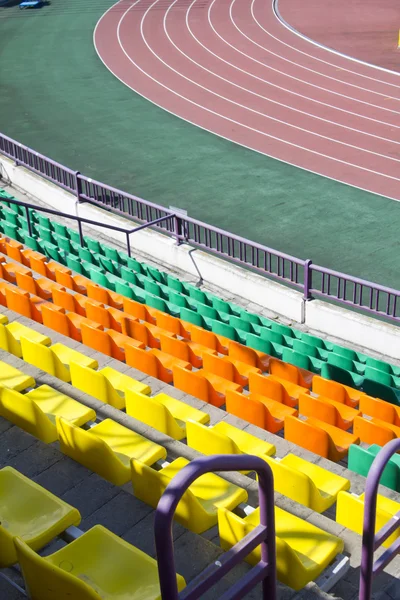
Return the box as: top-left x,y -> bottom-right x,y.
15,525 -> 186,600
218,505 -> 344,590
126,390 -> 209,440
263,454 -> 350,513
57,417 -> 166,486
0,466 -> 81,567
131,456 -> 248,533
20,337 -> 98,383
0,384 -> 96,443
0,360 -> 35,391
186,420 -> 275,471
0,314 -> 8,325
336,491 -> 400,548
70,362 -> 150,410
1,321 -> 51,357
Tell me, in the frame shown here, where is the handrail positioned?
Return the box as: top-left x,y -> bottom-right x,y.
1,130 -> 400,324
359,439 -> 400,600
154,455 -> 277,600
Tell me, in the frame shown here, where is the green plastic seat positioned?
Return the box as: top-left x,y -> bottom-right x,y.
211,320 -> 246,343
78,246 -> 95,264
126,256 -> 145,274
66,254 -> 84,273
260,327 -> 286,346
37,225 -> 54,243
167,290 -> 191,309
97,254 -> 118,276
104,245 -> 124,263
197,301 -> 221,321
364,366 -> 400,389
365,357 -> 400,377
212,297 -> 237,315
185,285 -> 212,305
281,347 -> 322,374
66,227 -> 82,244
2,221 -> 21,241
166,274 -> 185,293
147,264 -> 166,285
348,444 -> 399,491
42,241 -> 66,263
114,280 -> 135,299
86,238 -> 102,254
180,307 -> 210,329
298,331 -> 326,349
320,363 -> 363,390
363,378 -> 400,406
292,339 -> 321,359
120,266 -> 140,286
228,315 -> 253,333
52,222 -> 68,238
20,232 -> 41,251
2,207 -> 19,225
239,310 -> 262,326
16,216 -> 30,232
245,334 -> 275,356
271,322 -> 295,338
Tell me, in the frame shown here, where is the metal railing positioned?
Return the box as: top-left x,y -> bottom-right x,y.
154,455 -> 277,600
1,131 -> 400,324
359,439 -> 400,600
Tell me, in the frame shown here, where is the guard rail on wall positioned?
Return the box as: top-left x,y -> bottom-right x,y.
1,131 -> 400,324
359,439 -> 400,600
154,455 -> 277,600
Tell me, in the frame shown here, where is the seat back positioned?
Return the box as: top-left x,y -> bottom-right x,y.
159,333 -> 189,362
348,445 -> 399,491
320,362 -> 358,389
125,345 -> 159,378
42,304 -> 70,337
299,393 -> 337,426
246,334 -> 274,357
210,320 -> 238,341
126,390 -> 183,439
15,271 -> 37,295
85,302 -> 111,329
292,339 -> 319,359
284,416 -> 330,458
189,325 -> 219,350
81,323 -> 111,357
202,353 -> 235,382
312,376 -> 348,404
173,365 -> 210,402
353,416 -> 396,446
0,386 -> 54,443
281,348 -> 311,371
229,341 -> 258,367
186,421 -> 238,455
364,366 -> 394,387
263,455 -> 313,509
20,336 -> 57,377
5,286 -> 32,319
70,362 -> 109,405
360,394 -> 400,425
225,390 -> 266,429
249,372 -> 291,405
269,358 -> 301,385
14,538 -> 99,600
366,356 -> 392,375
363,378 -> 400,406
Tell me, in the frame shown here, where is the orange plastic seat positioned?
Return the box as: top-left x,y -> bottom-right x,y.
86,282 -> 123,310
4,238 -> 24,263
22,250 -> 48,275
152,310 -> 188,336
160,333 -> 211,368
107,307 -> 138,336
228,341 -> 270,372
269,357 -> 313,389
312,375 -> 361,409
4,287 -> 48,323
81,323 -> 145,361
183,322 -> 220,351
2,262 -> 31,285
202,353 -> 252,387
123,297 -> 156,323
353,416 -> 398,446
125,345 -> 191,383
52,288 -> 88,317
249,392 -> 298,433
14,271 -> 38,295
249,372 -> 298,408
284,415 -> 359,462
298,393 -> 360,431
53,266 -> 87,292
360,394 -> 400,426
226,390 -> 266,429
41,304 -> 70,337
173,365 -> 242,407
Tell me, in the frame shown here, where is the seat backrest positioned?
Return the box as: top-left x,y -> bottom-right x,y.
269,358 -> 300,385
187,324 -> 218,349
15,271 -> 37,295
81,323 -> 111,357
363,378 -> 400,406
225,390 -> 266,429
186,421 -> 238,455
270,322 -> 294,338
292,339 -> 319,358
159,333 -> 189,362
0,386 -> 53,443
126,390 -> 182,439
210,320 -> 237,341
202,353 -> 235,382
70,362 -> 108,404
173,365 -> 210,402
366,356 -> 392,375
320,363 -> 357,389
312,376 -> 347,404
360,394 -> 400,424
329,343 -> 358,362
14,538 -> 99,600
327,352 -> 355,372
353,416 -> 396,446
298,393 -> 337,426
5,286 -> 32,319
125,345 -> 159,378
281,348 -> 311,371
20,336 -> 57,377
248,372 -> 290,404
229,316 -> 252,333
263,455 -> 313,508
42,304 -> 70,337
364,366 -> 393,387
260,328 -> 284,345
284,416 -> 330,458
85,302 -> 111,329
229,341 -> 258,367
299,332 -> 325,349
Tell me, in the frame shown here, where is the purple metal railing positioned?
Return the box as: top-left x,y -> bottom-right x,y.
2,131 -> 400,324
154,455 -> 277,600
359,439 -> 400,600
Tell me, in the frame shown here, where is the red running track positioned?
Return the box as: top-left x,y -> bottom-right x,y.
94,0 -> 400,201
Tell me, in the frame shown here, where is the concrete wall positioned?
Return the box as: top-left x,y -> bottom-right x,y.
1,154 -> 399,360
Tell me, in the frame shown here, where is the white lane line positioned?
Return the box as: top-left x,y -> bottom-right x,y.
92,0 -> 400,202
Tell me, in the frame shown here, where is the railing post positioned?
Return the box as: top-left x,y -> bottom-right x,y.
74,171 -> 82,203
126,231 -> 132,257
24,204 -> 32,238
174,214 -> 182,245
303,259 -> 313,300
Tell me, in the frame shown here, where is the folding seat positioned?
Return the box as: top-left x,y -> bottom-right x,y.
320,362 -> 363,390
365,356 -> 400,378
0,359 -> 35,391
353,416 -> 400,446
239,309 -> 262,326
131,456 -> 247,533
218,504 -> 344,590
229,340 -> 270,371
183,284 -> 210,305
86,281 -> 123,310
35,213 -> 52,230
126,390 -> 209,440
159,332 -> 214,368
364,365 -> 400,389
57,417 -> 166,486
336,491 -> 400,548
269,357 -> 313,389
173,364 -> 242,407
128,321 -> 168,349
248,371 -> 299,407
1,320 -> 51,358
362,377 -> 400,406
284,415 -> 359,461
281,347 -> 323,375
54,234 -> 75,254
348,444 -> 400,491
114,278 -> 137,300
20,337 -> 98,383
298,393 -> 360,431
81,322 -> 145,362
360,394 -> 400,425
0,467 -> 81,568
312,375 -> 361,408
125,345 -> 191,384
263,453 -> 350,512
202,352 -> 258,387
186,420 -> 275,465
70,362 -> 150,410
0,384 -> 95,443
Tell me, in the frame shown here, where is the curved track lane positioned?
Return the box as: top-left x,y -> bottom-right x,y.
94,0 -> 400,201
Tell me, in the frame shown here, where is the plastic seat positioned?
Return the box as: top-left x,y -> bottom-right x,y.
353,416 -> 399,446
362,377 -> 400,406
364,366 -> 400,389
187,420 -> 275,466
52,287 -> 89,316
125,345 -> 191,384
320,362 -> 363,390
159,332 -> 215,368
284,415 -> 359,461
298,393 -> 360,430
81,322 -> 145,362
0,360 -> 35,391
229,340 -> 270,371
269,357 -> 313,389
15,525 -> 186,600
281,347 -> 323,375
336,491 -> 400,548
173,365 -> 242,407
248,372 -> 298,408
5,286 -> 48,323
70,362 -> 150,410
20,337 -> 98,382
183,321 -> 227,354
226,389 -> 295,432
0,384 -> 95,443
365,356 -> 400,378
57,417 -> 166,486
86,282 -> 123,310
312,375 -> 361,408
0,466 -> 81,567
271,453 -> 350,512
202,352 -> 258,387
360,394 -> 400,426
131,456 -> 247,533
348,444 -> 400,492
218,504 -> 344,590
126,390 -> 210,440
1,321 -> 51,358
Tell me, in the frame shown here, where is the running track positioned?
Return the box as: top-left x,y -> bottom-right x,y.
94,0 -> 400,201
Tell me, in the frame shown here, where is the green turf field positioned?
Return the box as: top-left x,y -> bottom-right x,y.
1,0 -> 400,290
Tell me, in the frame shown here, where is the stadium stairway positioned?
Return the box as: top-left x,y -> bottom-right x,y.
1,306 -> 400,598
